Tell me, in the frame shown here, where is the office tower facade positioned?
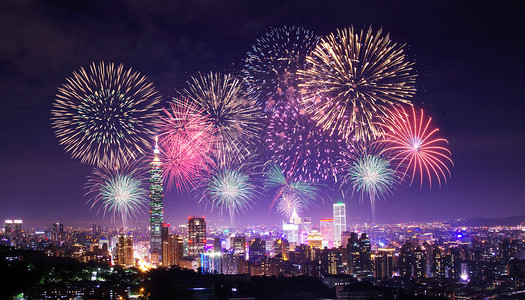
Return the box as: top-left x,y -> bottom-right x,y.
333,203 -> 346,248
307,230 -> 323,249
374,248 -> 394,278
117,235 -> 134,267
347,232 -> 361,274
161,224 -> 171,266
13,220 -> 22,235
149,137 -> 163,255
4,220 -> 12,234
51,222 -> 64,243
274,238 -> 290,260
359,233 -> 372,274
320,219 -> 335,249
249,238 -> 266,263
341,231 -> 352,249
188,217 -> 206,256
231,236 -> 246,258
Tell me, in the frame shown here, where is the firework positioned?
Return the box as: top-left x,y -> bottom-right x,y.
338,143 -> 397,223
243,26 -> 319,110
85,164 -> 148,228
381,105 -> 453,188
181,72 -> 264,161
298,26 -> 416,141
200,161 -> 259,227
276,194 -> 304,221
267,97 -> 344,182
51,62 -> 162,169
264,163 -> 320,218
158,99 -> 217,192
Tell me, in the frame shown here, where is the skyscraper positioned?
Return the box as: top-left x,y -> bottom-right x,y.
51,222 -> 64,244
13,220 -> 22,235
320,219 -> 334,249
188,217 -> 206,256
4,220 -> 12,234
333,203 -> 346,248
149,137 -> 164,258
117,234 -> 134,267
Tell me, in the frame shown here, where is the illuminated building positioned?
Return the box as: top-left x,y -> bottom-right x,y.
4,220 -> 12,234
149,136 -> 164,258
249,238 -> 266,263
347,232 -> 361,274
52,222 -> 64,243
307,230 -> 323,249
300,217 -> 312,244
320,219 -> 334,249
302,217 -> 312,233
13,220 -> 22,235
341,231 -> 352,249
188,217 -> 206,256
231,235 -> 246,258
374,248 -> 394,278
274,238 -> 289,260
161,224 -> 172,266
359,233 -> 372,274
333,203 -> 346,248
117,234 -> 134,267
283,222 -> 299,244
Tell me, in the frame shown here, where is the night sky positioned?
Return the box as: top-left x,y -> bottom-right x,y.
0,1 -> 523,228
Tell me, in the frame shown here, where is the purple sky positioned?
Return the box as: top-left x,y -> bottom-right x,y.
0,1 -> 523,228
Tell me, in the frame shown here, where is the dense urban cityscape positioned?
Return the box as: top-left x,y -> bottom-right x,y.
3,215 -> 525,299
1,1 -> 524,300
2,144 -> 524,299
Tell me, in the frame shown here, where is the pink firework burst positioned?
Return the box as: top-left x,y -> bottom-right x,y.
382,105 -> 453,189
158,99 -> 217,192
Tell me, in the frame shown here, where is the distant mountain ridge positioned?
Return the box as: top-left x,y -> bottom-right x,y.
445,216 -> 525,227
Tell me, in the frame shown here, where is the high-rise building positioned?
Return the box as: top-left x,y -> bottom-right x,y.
188,217 -> 206,256
13,220 -> 22,235
333,203 -> 346,248
274,238 -> 290,261
307,230 -> 323,249
231,236 -> 246,258
4,220 -> 13,234
359,233 -> 372,274
320,219 -> 334,249
341,231 -> 352,249
374,248 -> 394,278
161,224 -> 171,266
249,238 -> 266,263
149,137 -> 164,256
117,234 -> 134,267
51,222 -> 64,243
347,232 -> 361,274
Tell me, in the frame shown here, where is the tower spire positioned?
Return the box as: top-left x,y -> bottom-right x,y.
154,135 -> 160,154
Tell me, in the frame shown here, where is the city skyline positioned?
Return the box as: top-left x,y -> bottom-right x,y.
0,1 -> 524,228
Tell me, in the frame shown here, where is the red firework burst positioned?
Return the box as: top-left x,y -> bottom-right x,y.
158,99 -> 217,192
382,105 -> 453,189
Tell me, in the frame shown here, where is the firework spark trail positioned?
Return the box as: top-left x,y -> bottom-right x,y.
200,160 -> 260,227
381,105 -> 453,188
264,163 -> 320,218
158,99 -> 217,192
51,62 -> 162,169
298,26 -> 416,141
243,26 -> 319,110
243,26 -> 341,182
338,143 -> 398,223
277,193 -> 305,220
266,96 -> 344,182
181,72 -> 264,162
85,164 -> 148,228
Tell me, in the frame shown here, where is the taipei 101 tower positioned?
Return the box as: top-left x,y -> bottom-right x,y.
149,136 -> 163,262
